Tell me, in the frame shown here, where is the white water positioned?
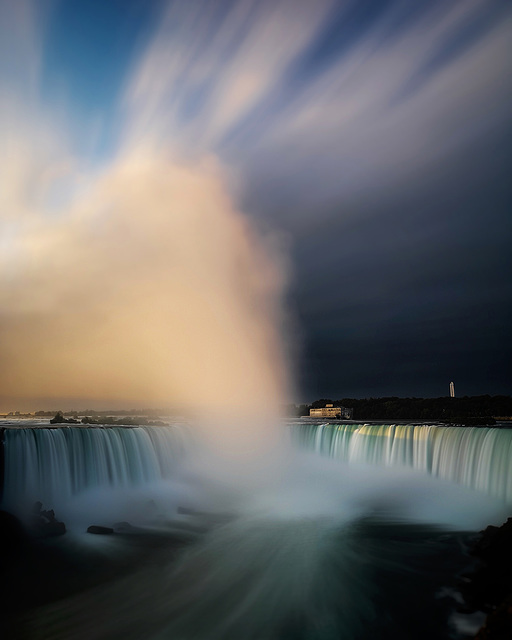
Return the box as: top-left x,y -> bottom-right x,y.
294,422 -> 512,502
3,422 -> 511,640
1,425 -> 189,514
2,422 -> 510,530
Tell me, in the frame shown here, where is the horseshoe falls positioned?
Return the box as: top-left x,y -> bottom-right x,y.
3,422 -> 511,509
1,425 -> 189,511
2,421 -> 511,640
293,422 -> 512,502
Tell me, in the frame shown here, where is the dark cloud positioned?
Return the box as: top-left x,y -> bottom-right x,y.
2,0 -> 511,407
287,124 -> 512,398
223,1 -> 512,399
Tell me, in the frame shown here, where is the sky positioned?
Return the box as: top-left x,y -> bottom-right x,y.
0,0 -> 511,411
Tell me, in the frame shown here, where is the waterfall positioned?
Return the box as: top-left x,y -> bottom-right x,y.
1,425 -> 189,509
293,422 -> 512,502
3,422 -> 512,514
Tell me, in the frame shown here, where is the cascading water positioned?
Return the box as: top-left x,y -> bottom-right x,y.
293,422 -> 512,502
3,422 -> 512,515
3,421 -> 511,640
1,425 -> 189,512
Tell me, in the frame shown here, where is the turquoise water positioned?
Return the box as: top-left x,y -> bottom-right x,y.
293,421 -> 512,502
2,422 -> 510,639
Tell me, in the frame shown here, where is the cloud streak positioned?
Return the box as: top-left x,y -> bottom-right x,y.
1,0 -> 511,407
122,0 -> 334,152
0,1 -> 295,436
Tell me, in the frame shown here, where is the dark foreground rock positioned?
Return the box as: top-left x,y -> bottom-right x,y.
81,415 -> 169,426
31,502 -> 66,538
475,594 -> 512,640
460,517 -> 512,639
34,520 -> 66,537
87,525 -> 114,535
1,516 -> 193,640
50,411 -> 79,424
0,510 -> 27,571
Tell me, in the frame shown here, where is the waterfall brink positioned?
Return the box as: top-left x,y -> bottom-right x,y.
3,423 -> 511,639
294,423 -> 512,502
1,426 -> 189,509
3,422 -> 512,517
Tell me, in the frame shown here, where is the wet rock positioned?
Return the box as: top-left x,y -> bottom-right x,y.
464,519 -> 512,610
0,510 -> 27,570
87,525 -> 114,535
472,518 -> 512,563
36,521 -> 66,537
475,594 -> 512,640
459,517 -> 512,639
49,411 -> 79,424
31,502 -> 66,537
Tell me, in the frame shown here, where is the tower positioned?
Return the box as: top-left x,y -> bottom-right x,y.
450,381 -> 455,398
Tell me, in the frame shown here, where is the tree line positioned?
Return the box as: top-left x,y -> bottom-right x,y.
292,395 -> 512,422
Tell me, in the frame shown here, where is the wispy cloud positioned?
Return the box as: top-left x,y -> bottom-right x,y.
115,0 -> 512,241
237,1 -> 512,217
123,0 -> 334,152
1,0 -> 511,407
0,0 -> 295,428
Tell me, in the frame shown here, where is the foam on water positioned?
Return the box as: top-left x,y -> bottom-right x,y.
3,422 -> 511,531
4,422 -> 510,639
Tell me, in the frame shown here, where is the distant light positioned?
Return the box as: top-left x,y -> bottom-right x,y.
450,382 -> 455,398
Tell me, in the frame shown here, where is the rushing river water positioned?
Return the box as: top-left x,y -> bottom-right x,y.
1,421 -> 510,639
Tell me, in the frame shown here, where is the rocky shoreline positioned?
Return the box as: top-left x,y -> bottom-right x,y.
0,505 -> 197,640
461,518 -> 512,639
49,410 -> 169,426
2,502 -> 511,639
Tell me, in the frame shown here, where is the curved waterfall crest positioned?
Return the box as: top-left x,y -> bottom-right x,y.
2,423 -> 512,510
1,425 -> 189,508
293,422 -> 512,502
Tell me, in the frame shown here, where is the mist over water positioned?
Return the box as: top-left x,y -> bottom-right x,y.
0,148 -> 292,433
2,4 -> 510,639
7,422 -> 509,639
2,126 -> 507,636
0,3 -> 294,438
14,440 -> 509,640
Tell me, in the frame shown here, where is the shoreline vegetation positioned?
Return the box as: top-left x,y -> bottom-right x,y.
1,395 -> 511,426
292,395 -> 512,425
49,411 -> 170,427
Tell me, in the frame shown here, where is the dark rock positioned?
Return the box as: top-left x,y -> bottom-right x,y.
472,518 -> 512,562
459,517 -> 512,638
50,411 -> 79,424
475,594 -> 512,640
42,509 -> 56,522
49,411 -> 66,424
30,502 -> 66,537
0,510 -> 27,570
34,521 -> 66,538
87,525 -> 114,535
